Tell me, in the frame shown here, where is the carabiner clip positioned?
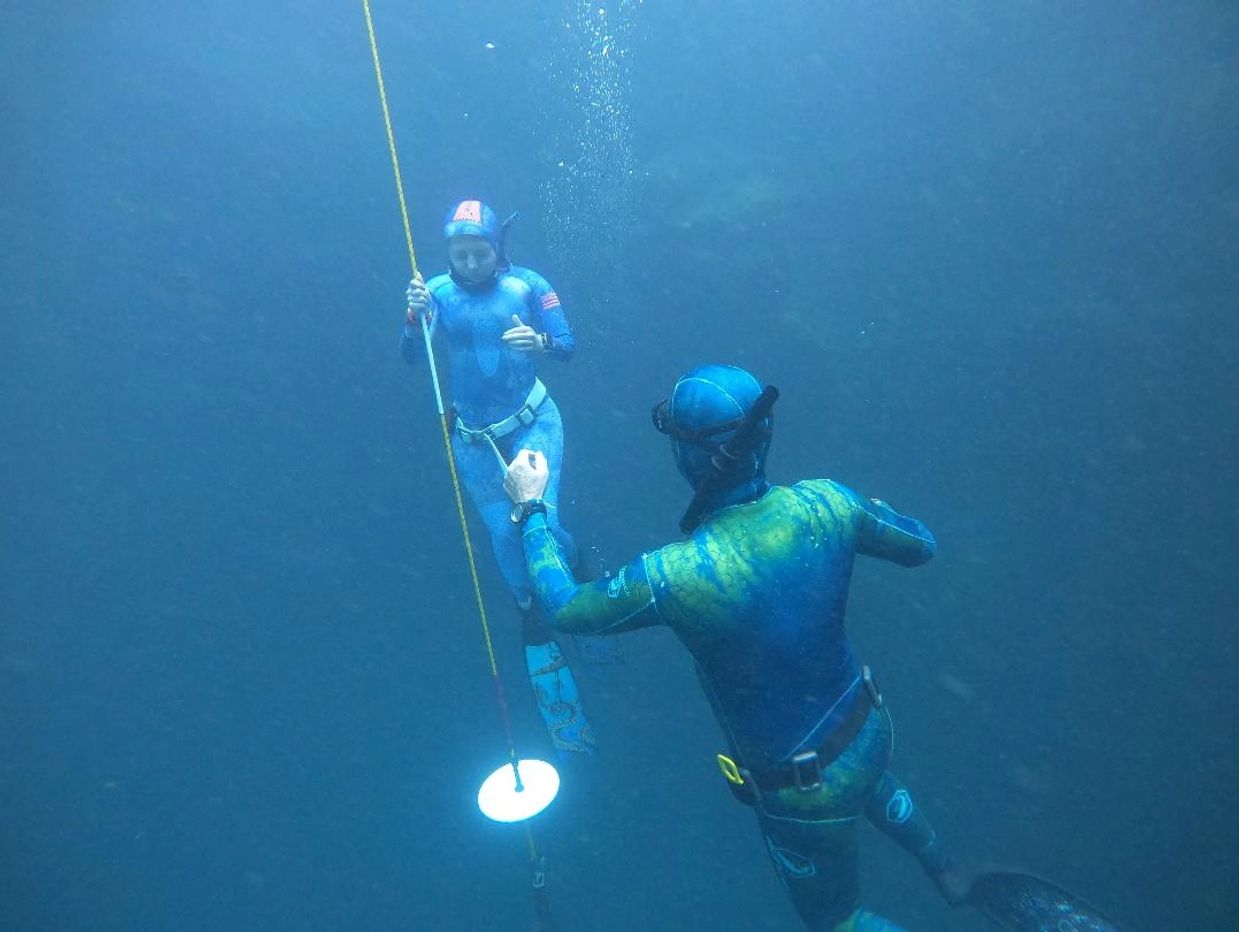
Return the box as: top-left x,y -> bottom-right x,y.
717,753 -> 746,786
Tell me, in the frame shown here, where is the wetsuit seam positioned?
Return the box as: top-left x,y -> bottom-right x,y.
869,512 -> 935,548
641,552 -> 664,621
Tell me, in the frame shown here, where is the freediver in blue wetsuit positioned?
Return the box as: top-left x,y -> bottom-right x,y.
403,199 -> 596,757
501,364 -> 1126,931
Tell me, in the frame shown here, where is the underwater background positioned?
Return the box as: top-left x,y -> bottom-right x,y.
2,1 -> 1236,929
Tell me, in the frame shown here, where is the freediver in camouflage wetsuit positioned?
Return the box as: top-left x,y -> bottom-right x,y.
504,363 -> 949,930
502,363 -> 1125,932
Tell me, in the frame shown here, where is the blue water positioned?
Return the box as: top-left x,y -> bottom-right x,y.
2,2 -> 1236,930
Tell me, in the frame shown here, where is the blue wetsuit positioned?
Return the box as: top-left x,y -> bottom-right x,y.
402,264 -> 576,605
521,480 -> 953,930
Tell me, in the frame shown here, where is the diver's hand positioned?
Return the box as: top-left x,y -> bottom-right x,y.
505,449 -> 550,502
502,314 -> 543,353
406,276 -> 432,326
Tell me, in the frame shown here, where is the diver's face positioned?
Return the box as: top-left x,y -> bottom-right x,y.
448,234 -> 497,283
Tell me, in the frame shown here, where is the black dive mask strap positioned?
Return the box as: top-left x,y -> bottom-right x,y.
653,399 -> 748,447
678,385 -> 779,534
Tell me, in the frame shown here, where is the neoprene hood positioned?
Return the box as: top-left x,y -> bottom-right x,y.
667,364 -> 773,510
443,199 -> 501,253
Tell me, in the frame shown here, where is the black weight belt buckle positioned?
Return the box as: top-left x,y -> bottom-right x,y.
790,750 -> 822,792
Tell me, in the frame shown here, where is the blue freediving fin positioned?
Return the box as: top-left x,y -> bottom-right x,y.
525,639 -> 598,758
963,870 -> 1126,932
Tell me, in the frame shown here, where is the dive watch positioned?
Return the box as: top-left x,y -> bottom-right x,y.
510,499 -> 548,525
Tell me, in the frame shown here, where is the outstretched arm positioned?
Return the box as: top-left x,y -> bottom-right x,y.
852,492 -> 937,567
507,448 -> 657,634
522,513 -> 659,635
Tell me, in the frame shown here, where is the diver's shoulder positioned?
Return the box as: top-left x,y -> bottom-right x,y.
787,479 -> 863,510
425,272 -> 454,295
652,533 -> 703,564
505,264 -> 553,290
786,477 -> 847,496
497,272 -> 534,299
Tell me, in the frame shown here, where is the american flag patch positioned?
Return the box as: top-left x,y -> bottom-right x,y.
540,292 -> 561,310
452,200 -> 482,223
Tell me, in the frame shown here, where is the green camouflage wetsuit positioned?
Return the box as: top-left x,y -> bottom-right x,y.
521,478 -> 953,931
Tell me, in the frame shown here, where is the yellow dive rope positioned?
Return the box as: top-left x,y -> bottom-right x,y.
360,0 -> 544,872
360,0 -> 503,691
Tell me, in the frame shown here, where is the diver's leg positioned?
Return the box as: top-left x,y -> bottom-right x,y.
452,432 -> 534,603
864,754 -> 1127,925
864,766 -> 963,902
521,602 -> 597,757
452,431 -> 594,754
865,769 -> 952,874
757,709 -> 905,931
756,807 -> 864,931
519,588 -> 597,757
520,402 -> 621,666
519,400 -> 578,569
478,512 -> 597,756
476,410 -> 596,757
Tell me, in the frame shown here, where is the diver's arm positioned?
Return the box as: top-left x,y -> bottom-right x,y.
521,512 -> 658,634
400,320 -> 424,365
400,277 -> 439,366
852,492 -> 937,567
522,271 -> 575,361
535,301 -> 575,361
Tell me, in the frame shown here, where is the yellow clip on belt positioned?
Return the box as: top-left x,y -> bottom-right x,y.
717,753 -> 745,786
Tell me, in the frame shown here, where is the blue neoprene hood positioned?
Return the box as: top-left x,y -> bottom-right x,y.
443,199 -> 502,252
668,364 -> 772,502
